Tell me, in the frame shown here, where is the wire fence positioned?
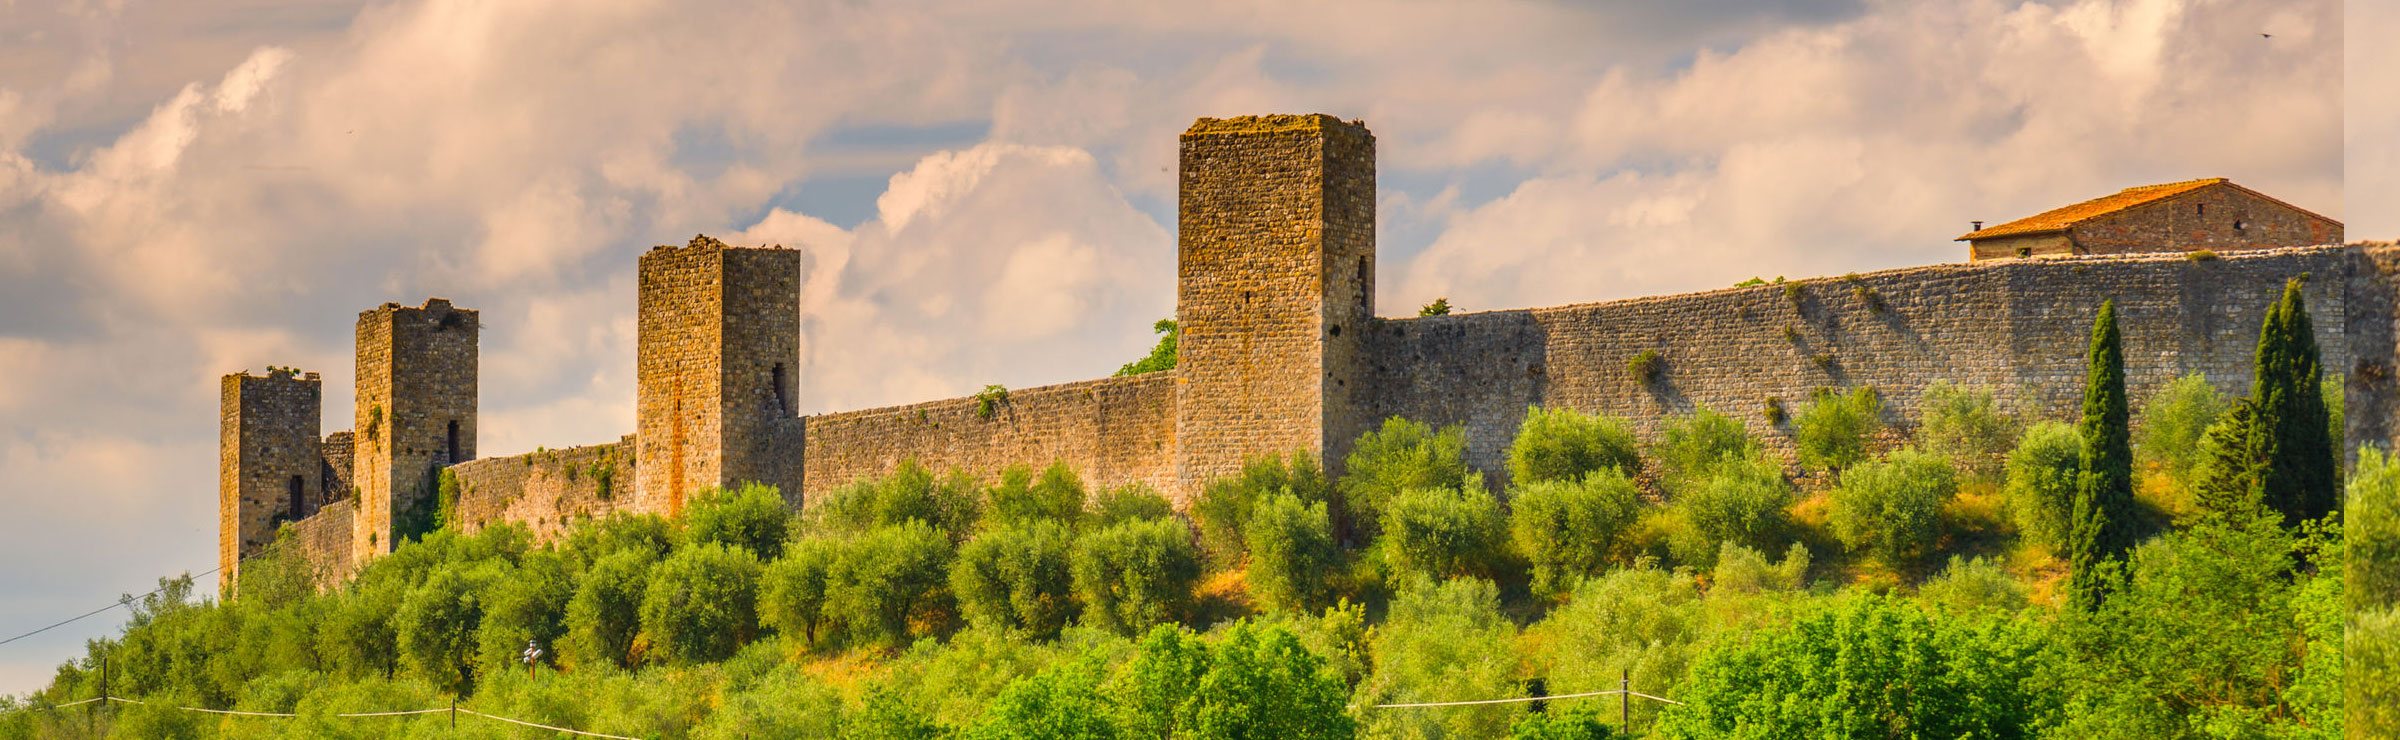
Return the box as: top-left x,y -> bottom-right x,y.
5,692 -> 639,739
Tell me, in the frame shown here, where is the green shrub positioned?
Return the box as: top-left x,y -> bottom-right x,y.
475,550 -> 573,678
640,542 -> 763,664
2135,374 -> 2227,489
2353,448 -> 2400,609
950,520 -> 1077,637
1072,517 -> 1202,635
1917,381 -> 2019,484
1917,555 -> 2028,614
2354,605 -> 2400,737
760,538 -> 841,647
1508,405 -> 1640,485
1828,448 -> 1957,567
1527,565 -> 1707,730
1192,452 -> 1326,567
2004,422 -> 2082,550
1087,483 -> 1176,529
685,482 -> 791,560
1626,349 -> 1664,382
1246,493 -> 1341,613
808,459 -> 982,538
1659,595 -> 2063,738
964,656 -> 1117,739
1510,704 -> 1622,739
563,512 -> 677,568
1653,407 -> 1757,492
1794,386 -> 1884,474
1106,623 -> 1355,739
1509,469 -> 1641,597
1380,482 -> 1508,582
396,562 -> 502,692
1421,297 -> 1453,316
1674,450 -> 1793,566
1341,416 -> 1470,539
1358,578 -> 1526,738
1712,542 -> 1810,593
563,550 -> 652,670
985,462 -> 1088,531
825,520 -> 956,648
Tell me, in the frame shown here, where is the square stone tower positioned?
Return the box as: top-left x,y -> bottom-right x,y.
352,298 -> 478,559
1174,114 -> 1377,498
636,235 -> 806,514
218,369 -> 323,593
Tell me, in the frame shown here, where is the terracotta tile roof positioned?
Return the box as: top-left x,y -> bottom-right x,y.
1956,178 -> 2227,241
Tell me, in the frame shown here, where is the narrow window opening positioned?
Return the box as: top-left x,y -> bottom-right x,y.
2197,204 -> 2206,216
288,475 -> 306,519
445,420 -> 461,463
1330,324 -> 1342,337
2234,219 -> 2248,232
771,364 -> 791,415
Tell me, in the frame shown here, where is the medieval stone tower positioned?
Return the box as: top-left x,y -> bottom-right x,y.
1174,114 -> 1377,492
351,298 -> 479,560
635,235 -> 807,514
217,369 -> 323,591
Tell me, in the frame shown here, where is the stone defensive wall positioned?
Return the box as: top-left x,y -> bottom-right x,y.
443,437 -> 639,540
1367,245 -> 2397,482
799,372 -> 1180,499
285,497 -> 357,584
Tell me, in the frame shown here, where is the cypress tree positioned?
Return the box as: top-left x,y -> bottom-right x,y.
2190,399 -> 2265,520
2251,277 -> 2337,525
2069,300 -> 2136,611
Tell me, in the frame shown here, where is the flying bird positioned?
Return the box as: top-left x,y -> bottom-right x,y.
2261,33 -> 2273,38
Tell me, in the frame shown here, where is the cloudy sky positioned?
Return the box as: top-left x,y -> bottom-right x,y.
0,0 -> 2382,693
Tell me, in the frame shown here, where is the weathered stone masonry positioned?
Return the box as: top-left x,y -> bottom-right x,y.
218,369 -> 323,591
223,113 -> 2386,588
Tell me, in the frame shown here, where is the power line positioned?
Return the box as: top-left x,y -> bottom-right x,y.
0,566 -> 219,648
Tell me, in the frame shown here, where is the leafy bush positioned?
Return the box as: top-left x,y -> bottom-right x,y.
1711,542 -> 1810,593
807,459 -> 981,538
1508,405 -> 1640,485
684,482 -> 791,560
1072,517 -> 1202,635
1191,451 -> 1326,566
2003,422 -> 2082,550
1510,705 -> 1622,739
2358,448 -> 2400,612
1828,448 -> 1957,566
1380,482 -> 1507,582
396,562 -> 502,692
1341,416 -> 1469,538
563,512 -> 676,568
759,538 -> 841,647
1358,578 -> 1525,739
639,542 -> 762,664
475,550 -> 573,678
1794,386 -> 1884,474
964,656 -> 1117,739
824,521 -> 956,648
950,520 -> 1077,637
1626,349 -> 1664,382
1509,469 -> 1641,597
1245,493 -> 1341,613
1673,450 -> 1793,566
1527,565 -> 1705,729
1916,555 -> 2027,614
1659,595 -> 2063,738
1087,483 -> 1176,529
2135,373 -> 2227,489
1105,623 -> 1355,739
1916,381 -> 2018,484
2355,606 -> 2400,737
1653,407 -> 1757,492
985,462 -> 1087,530
563,550 -> 652,670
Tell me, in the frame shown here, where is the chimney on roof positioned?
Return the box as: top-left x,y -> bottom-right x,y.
1971,220 -> 1984,231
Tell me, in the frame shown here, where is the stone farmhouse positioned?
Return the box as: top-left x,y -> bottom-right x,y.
219,113 -> 2389,590
1959,177 -> 2343,261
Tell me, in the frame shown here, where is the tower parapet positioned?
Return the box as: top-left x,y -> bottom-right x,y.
635,235 -> 806,513
1173,114 -> 1377,498
218,368 -> 322,594
352,298 -> 478,559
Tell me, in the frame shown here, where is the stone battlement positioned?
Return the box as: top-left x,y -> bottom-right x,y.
220,114 -> 2390,591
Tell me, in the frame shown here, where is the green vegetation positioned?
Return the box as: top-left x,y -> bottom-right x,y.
10,289 -> 2366,739
972,384 -> 1010,420
1115,318 -> 1179,376
1625,349 -> 1664,383
1793,386 -> 1882,474
1419,297 -> 1452,317
2253,278 -> 2337,525
2069,300 -> 2136,612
